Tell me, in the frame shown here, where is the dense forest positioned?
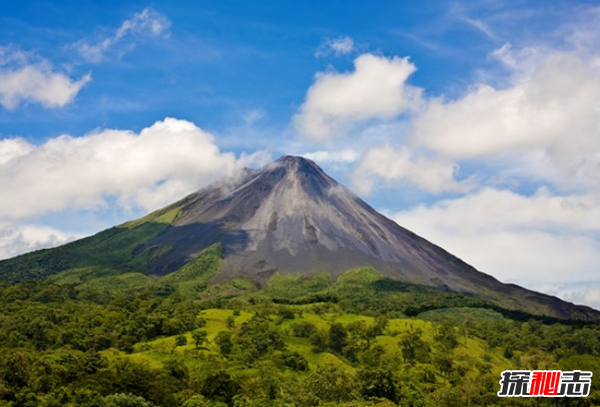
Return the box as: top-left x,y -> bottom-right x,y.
0,266 -> 599,407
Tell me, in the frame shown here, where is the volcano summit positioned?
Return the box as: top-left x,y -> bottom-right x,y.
1,155 -> 598,322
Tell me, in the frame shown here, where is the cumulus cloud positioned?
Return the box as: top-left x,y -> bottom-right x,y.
410,46 -> 600,193
75,7 -> 171,63
388,188 -> 600,293
352,145 -> 476,195
315,36 -> 355,57
0,223 -> 81,260
415,51 -> 600,157
0,49 -> 90,109
0,138 -> 34,164
294,53 -> 422,140
348,39 -> 600,196
0,118 -> 264,221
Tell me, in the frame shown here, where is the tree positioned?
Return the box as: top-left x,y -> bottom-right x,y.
281,351 -> 309,371
434,323 -> 459,352
195,317 -> 207,328
277,308 -> 295,320
215,331 -> 234,356
235,316 -> 286,362
201,371 -> 239,404
310,329 -> 328,353
357,367 -> 398,403
399,329 -> 430,366
397,372 -> 427,407
192,330 -> 208,349
176,335 -> 188,347
329,323 -> 348,354
292,321 -> 316,338
347,320 -> 370,348
433,353 -> 454,379
300,365 -> 358,405
373,315 -> 389,336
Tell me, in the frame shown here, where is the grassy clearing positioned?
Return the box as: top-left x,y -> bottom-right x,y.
117,305 -> 507,384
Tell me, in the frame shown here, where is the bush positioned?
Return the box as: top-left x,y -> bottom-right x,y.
292,321 -> 316,338
176,335 -> 188,347
281,351 -> 309,371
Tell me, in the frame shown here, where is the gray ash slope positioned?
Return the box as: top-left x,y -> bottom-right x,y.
147,155 -> 596,321
156,156 -> 487,285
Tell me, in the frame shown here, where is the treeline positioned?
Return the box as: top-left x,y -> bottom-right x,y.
0,282 -> 204,352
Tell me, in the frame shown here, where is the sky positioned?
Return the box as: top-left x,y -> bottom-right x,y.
2,0 -> 600,309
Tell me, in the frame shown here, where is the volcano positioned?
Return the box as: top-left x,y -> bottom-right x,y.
1,155 -> 599,322
149,156 -> 504,286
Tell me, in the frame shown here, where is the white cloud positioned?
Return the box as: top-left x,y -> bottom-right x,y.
583,287 -> 600,310
388,188 -> 600,292
412,48 -> 600,191
75,7 -> 171,63
0,138 -> 34,164
539,284 -> 600,311
0,50 -> 90,109
315,36 -> 355,57
294,53 -> 422,140
0,117 -> 264,221
300,149 -> 359,164
352,145 -> 476,195
0,223 -> 81,260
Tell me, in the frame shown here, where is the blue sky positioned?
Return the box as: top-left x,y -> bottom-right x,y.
2,0 -> 600,309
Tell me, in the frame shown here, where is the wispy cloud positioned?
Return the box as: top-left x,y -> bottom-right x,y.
461,16 -> 501,41
315,36 -> 355,57
0,47 -> 90,110
391,30 -> 450,54
74,7 -> 171,63
445,2 -> 502,42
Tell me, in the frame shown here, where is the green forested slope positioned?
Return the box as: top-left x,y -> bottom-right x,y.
0,206 -> 181,283
0,270 -> 599,407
